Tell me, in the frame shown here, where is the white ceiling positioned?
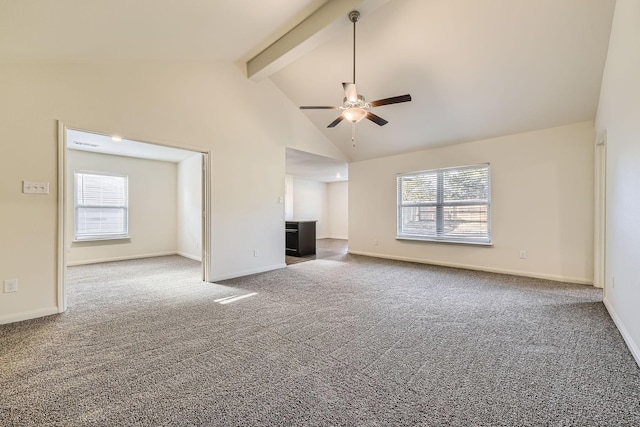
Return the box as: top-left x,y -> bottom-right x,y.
286,148 -> 348,183
1,0 -> 617,168
0,0 -> 326,62
67,129 -> 199,163
271,0 -> 616,161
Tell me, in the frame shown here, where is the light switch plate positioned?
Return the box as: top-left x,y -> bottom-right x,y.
4,279 -> 18,293
23,181 -> 49,194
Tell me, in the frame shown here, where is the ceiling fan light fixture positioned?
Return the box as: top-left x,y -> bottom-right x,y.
343,107 -> 367,123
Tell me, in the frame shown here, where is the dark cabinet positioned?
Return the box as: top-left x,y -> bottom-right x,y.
286,221 -> 316,256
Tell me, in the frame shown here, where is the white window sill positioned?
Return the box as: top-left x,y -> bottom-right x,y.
73,236 -> 131,243
397,235 -> 492,246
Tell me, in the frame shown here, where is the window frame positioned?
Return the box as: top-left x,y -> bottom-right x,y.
74,171 -> 129,242
396,163 -> 491,245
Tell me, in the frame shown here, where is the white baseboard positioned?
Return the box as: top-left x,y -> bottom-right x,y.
211,263 -> 286,282
603,297 -> 640,367
66,251 -> 178,266
347,250 -> 593,285
177,251 -> 202,262
0,306 -> 60,325
325,236 -> 348,240
316,235 -> 330,240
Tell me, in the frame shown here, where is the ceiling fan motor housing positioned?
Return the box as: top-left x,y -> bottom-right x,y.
343,95 -> 367,109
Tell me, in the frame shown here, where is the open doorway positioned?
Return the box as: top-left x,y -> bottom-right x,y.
56,124 -> 211,312
284,148 -> 349,265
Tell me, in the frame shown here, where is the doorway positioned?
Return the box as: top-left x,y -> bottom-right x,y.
56,123 -> 211,312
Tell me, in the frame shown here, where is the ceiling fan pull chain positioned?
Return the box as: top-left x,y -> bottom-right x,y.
352,123 -> 356,147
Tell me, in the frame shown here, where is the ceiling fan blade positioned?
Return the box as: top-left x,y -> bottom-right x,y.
300,106 -> 338,110
327,116 -> 345,128
366,112 -> 388,126
369,94 -> 412,107
343,82 -> 358,102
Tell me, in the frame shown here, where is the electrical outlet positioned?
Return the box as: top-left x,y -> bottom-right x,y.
373,239 -> 379,246
4,279 -> 18,293
253,249 -> 259,257
519,250 -> 527,259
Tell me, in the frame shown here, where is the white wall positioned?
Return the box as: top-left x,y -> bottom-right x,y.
328,181 -> 348,239
177,154 -> 202,261
349,121 -> 595,284
66,150 -> 178,265
594,0 -> 640,365
0,61 -> 340,324
292,178 -> 328,238
284,174 -> 294,220
287,177 -> 348,239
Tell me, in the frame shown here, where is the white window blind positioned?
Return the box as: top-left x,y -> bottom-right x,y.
397,164 -> 491,244
74,172 -> 128,241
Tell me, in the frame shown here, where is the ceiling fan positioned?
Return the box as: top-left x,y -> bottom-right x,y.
299,10 -> 412,133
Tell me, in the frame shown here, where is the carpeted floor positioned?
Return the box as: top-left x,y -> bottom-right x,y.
1,252 -> 639,426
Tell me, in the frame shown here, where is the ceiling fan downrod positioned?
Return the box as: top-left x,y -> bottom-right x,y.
349,10 -> 360,85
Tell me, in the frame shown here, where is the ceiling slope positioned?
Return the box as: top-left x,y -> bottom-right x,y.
0,0 -> 616,164
0,0 -> 326,62
270,0 -> 616,161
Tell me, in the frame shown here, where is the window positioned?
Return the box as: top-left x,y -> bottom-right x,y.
74,172 -> 128,241
397,164 -> 491,244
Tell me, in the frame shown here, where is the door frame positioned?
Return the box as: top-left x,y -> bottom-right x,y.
594,131 -> 607,289
56,121 -> 211,313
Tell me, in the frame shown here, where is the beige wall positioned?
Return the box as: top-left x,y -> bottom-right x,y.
177,154 -> 203,261
595,0 -> 640,365
66,150 -> 178,265
0,61 -> 340,323
349,121 -> 595,284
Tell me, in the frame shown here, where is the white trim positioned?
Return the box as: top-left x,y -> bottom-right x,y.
397,236 -> 492,246
603,297 -> 640,367
72,237 -> 131,243
202,151 -> 212,283
326,235 -> 348,240
57,121 -> 67,313
211,263 -> 286,282
347,250 -> 593,285
66,251 -> 178,266
0,306 -> 60,325
177,251 -> 202,262
593,141 -> 607,288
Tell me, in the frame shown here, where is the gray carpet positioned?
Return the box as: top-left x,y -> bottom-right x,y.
1,252 -> 639,426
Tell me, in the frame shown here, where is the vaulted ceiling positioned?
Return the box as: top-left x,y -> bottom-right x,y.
0,0 -> 616,164
270,0 -> 616,161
